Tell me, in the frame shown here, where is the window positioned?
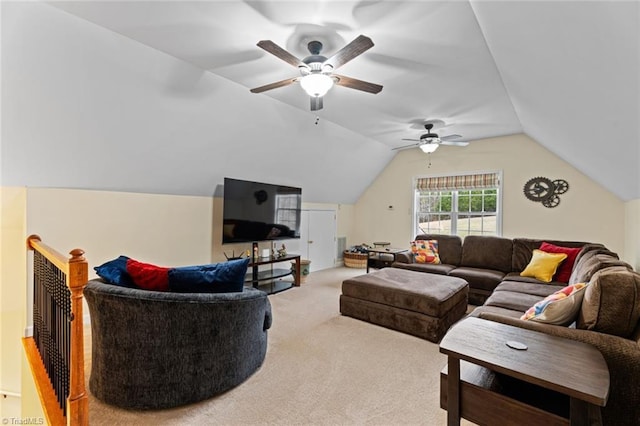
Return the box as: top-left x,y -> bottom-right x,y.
275,194 -> 300,230
413,172 -> 501,237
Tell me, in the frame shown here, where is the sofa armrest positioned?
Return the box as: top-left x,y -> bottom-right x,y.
477,312 -> 640,426
394,252 -> 414,264
477,312 -> 639,353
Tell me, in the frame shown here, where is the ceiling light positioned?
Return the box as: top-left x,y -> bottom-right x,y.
300,73 -> 334,97
420,143 -> 439,154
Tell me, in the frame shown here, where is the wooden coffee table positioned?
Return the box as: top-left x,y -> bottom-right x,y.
439,317 -> 609,426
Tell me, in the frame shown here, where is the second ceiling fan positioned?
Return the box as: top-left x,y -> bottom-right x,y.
393,123 -> 468,153
250,35 -> 383,111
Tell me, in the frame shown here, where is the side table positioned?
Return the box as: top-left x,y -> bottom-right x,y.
365,247 -> 408,273
372,241 -> 391,248
439,317 -> 609,426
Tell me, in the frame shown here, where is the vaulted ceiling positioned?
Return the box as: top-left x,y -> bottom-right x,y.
2,1 -> 638,202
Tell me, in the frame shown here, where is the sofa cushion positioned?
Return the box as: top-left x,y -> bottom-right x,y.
391,262 -> 456,275
410,240 -> 440,264
415,234 -> 462,265
468,305 -> 525,320
577,267 -> 640,338
519,249 -> 567,283
521,283 -> 587,325
569,249 -> 630,284
539,242 -> 582,283
460,235 -> 513,273
572,243 -> 614,269
502,273 -> 566,287
483,290 -> 546,313
449,266 -> 505,292
511,238 -> 586,272
494,280 -> 565,298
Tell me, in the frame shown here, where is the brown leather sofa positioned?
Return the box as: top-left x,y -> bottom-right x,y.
395,234 -> 599,305
394,234 -> 640,425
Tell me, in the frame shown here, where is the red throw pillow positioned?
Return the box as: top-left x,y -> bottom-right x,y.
126,258 -> 170,291
539,242 -> 582,283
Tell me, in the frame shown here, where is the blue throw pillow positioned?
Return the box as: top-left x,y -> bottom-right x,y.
168,257 -> 250,293
94,255 -> 134,287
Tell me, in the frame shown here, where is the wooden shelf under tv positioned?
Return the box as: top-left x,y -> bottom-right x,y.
245,254 -> 301,294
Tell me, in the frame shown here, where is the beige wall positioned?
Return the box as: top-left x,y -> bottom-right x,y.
0,187 -> 28,420
336,203 -> 356,245
625,199 -> 640,270
26,188 -> 214,270
353,134 -> 627,259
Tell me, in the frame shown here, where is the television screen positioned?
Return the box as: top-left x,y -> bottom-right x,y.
222,177 -> 302,244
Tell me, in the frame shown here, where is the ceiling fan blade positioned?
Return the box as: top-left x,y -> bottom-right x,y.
401,138 -> 421,142
334,74 -> 383,94
257,40 -> 304,68
440,134 -> 462,141
323,35 -> 374,70
392,142 -> 421,151
250,77 -> 298,93
440,141 -> 469,147
310,96 -> 324,111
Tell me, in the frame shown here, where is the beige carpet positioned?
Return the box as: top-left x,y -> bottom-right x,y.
86,267 -> 474,425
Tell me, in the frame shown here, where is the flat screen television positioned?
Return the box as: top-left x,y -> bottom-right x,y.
222,177 -> 302,244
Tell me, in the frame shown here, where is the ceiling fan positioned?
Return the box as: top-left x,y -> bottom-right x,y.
250,35 -> 383,111
393,123 -> 468,153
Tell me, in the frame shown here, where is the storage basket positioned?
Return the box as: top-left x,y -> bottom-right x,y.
343,251 -> 368,268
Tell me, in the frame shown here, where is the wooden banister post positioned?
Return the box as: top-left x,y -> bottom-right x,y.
26,234 -> 41,250
66,248 -> 89,426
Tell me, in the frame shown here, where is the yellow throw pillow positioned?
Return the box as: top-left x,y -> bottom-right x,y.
520,249 -> 568,282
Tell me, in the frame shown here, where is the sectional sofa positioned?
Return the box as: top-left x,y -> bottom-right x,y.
394,234 -> 640,426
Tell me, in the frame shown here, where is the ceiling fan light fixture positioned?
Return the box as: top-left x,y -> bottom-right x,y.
419,143 -> 439,154
300,73 -> 334,97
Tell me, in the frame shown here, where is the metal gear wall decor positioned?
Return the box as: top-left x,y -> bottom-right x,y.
523,177 -> 569,208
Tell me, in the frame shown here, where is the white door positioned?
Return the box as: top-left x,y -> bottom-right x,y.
299,210 -> 336,272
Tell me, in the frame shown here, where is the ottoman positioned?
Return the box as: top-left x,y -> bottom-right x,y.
340,268 -> 469,342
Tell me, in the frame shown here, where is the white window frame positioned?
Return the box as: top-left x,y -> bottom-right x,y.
275,193 -> 300,230
412,170 -> 503,237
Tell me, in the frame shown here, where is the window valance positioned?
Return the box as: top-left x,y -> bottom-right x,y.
415,172 -> 500,191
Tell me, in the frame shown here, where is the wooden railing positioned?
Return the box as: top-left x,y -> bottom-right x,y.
23,235 -> 89,426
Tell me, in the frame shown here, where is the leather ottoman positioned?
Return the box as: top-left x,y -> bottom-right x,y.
340,268 -> 469,342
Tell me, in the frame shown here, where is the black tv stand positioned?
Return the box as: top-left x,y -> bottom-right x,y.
245,254 -> 301,295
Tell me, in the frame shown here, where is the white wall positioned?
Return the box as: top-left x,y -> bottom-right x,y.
353,134 -> 627,258
1,1 -> 391,203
